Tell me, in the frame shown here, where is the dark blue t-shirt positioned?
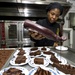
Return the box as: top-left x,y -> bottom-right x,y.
30,18 -> 60,46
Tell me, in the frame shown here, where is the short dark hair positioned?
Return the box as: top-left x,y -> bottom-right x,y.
46,2 -> 63,15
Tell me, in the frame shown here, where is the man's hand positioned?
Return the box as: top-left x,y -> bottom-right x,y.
53,42 -> 58,47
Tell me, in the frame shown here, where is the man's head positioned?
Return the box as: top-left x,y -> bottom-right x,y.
46,2 -> 63,23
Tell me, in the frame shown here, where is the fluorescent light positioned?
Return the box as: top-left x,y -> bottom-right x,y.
24,8 -> 29,17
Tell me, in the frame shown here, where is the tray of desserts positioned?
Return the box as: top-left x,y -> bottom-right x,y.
28,66 -> 58,75
10,54 -> 30,66
28,57 -> 49,67
0,66 -> 29,75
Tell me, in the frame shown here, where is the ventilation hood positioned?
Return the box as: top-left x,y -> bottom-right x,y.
0,0 -> 72,20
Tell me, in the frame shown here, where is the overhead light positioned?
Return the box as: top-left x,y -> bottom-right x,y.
34,1 -> 44,4
24,8 -> 29,17
22,1 -> 33,4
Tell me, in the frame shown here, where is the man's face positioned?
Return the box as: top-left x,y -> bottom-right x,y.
47,8 -> 60,23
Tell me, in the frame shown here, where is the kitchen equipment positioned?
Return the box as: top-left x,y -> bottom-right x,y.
5,21 -> 34,48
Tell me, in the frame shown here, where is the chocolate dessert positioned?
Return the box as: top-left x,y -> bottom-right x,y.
34,58 -> 44,64
30,50 -> 41,56
50,55 -> 61,63
43,51 -> 54,56
41,47 -> 46,51
34,67 -> 51,75
3,68 -> 25,75
15,56 -> 26,64
52,63 -> 75,74
17,50 -> 25,55
30,47 -> 38,51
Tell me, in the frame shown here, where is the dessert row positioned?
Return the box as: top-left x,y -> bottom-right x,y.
10,47 -> 63,66
1,64 -> 75,75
